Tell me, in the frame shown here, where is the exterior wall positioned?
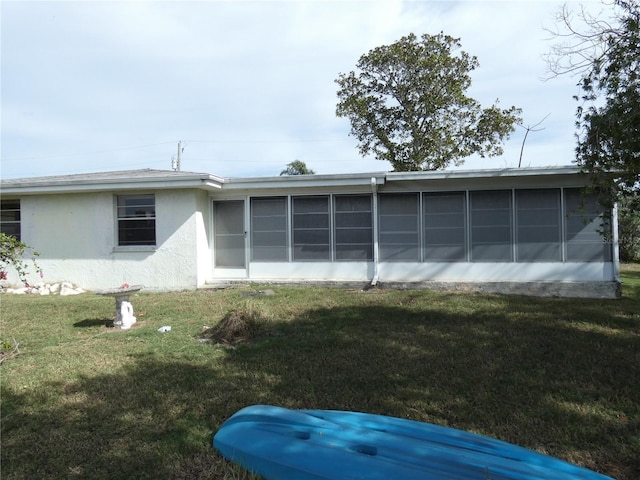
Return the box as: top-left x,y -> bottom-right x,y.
377,262 -> 615,282
245,262 -> 614,283
14,189 -> 206,291
247,262 -> 374,281
1,167 -> 620,299
195,191 -> 213,286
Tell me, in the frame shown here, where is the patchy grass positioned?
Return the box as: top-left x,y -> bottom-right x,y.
1,267 -> 638,479
621,263 -> 640,299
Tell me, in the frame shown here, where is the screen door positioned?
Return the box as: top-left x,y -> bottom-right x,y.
213,200 -> 246,268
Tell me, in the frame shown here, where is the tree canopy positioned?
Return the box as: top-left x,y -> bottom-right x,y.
280,160 -> 315,176
546,0 -> 640,211
335,32 -> 522,172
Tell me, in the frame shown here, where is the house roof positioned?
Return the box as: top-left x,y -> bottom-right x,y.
220,165 -> 587,192
1,165 -> 586,196
0,169 -> 226,195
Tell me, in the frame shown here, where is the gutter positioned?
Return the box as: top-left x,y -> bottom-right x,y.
370,176 -> 380,287
0,170 -> 225,196
222,171 -> 388,190
385,165 -> 582,181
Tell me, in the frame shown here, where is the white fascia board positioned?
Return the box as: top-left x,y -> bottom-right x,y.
1,175 -> 224,196
385,165 -> 582,182
221,172 -> 387,190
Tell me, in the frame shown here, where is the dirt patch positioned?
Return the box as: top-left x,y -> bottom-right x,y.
199,309 -> 269,347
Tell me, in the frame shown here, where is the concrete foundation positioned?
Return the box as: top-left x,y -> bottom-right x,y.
203,280 -> 622,299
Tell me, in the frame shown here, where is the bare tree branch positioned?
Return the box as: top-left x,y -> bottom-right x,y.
543,2 -> 622,79
518,113 -> 550,168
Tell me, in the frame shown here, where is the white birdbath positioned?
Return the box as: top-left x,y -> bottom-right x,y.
97,285 -> 142,329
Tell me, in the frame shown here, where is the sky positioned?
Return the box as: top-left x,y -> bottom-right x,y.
1,0 -> 603,180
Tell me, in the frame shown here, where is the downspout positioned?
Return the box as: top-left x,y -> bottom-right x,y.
612,201 -> 621,283
370,177 -> 380,287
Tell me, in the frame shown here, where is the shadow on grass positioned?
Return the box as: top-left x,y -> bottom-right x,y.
2,298 -> 638,479
73,318 -> 113,328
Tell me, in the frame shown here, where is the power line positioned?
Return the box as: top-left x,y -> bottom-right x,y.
2,138 -> 354,162
184,138 -> 352,144
2,141 -> 176,162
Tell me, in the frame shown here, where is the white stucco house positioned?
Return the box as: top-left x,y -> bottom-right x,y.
0,166 -> 620,298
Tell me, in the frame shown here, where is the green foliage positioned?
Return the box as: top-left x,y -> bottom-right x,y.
0,232 -> 42,286
553,1 -> 640,211
618,193 -> 640,261
280,160 -> 315,176
335,32 -> 522,171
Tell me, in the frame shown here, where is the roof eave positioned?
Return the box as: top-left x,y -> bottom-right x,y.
385,165 -> 583,182
1,174 -> 224,195
221,172 -> 388,190
0,166 -> 589,196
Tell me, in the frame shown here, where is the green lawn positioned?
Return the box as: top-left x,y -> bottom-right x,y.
1,267 -> 639,479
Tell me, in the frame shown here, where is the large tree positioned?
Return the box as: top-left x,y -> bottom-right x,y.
546,0 -> 639,211
335,32 -> 522,172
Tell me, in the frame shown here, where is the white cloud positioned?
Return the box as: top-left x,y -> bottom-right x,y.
1,0 -> 602,179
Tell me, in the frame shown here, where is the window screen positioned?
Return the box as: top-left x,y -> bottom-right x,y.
0,200 -> 21,241
564,188 -> 611,261
214,200 -> 245,268
251,197 -> 288,261
470,190 -> 513,262
423,192 -> 466,261
334,195 -> 373,261
117,195 -> 156,246
516,189 -> 561,262
293,196 -> 330,261
379,193 -> 419,261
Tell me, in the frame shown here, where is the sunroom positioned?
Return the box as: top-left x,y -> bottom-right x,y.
209,166 -> 618,297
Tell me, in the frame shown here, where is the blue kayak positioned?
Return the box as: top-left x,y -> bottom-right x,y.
213,405 -> 614,480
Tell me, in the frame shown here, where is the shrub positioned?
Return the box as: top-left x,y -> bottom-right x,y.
0,233 -> 42,286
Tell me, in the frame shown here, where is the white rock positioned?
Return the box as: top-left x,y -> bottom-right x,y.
60,286 -> 81,296
8,287 -> 28,295
2,282 -> 85,295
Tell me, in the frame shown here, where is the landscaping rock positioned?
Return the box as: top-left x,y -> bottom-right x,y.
60,285 -> 85,296
6,287 -> 28,295
0,282 -> 86,296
